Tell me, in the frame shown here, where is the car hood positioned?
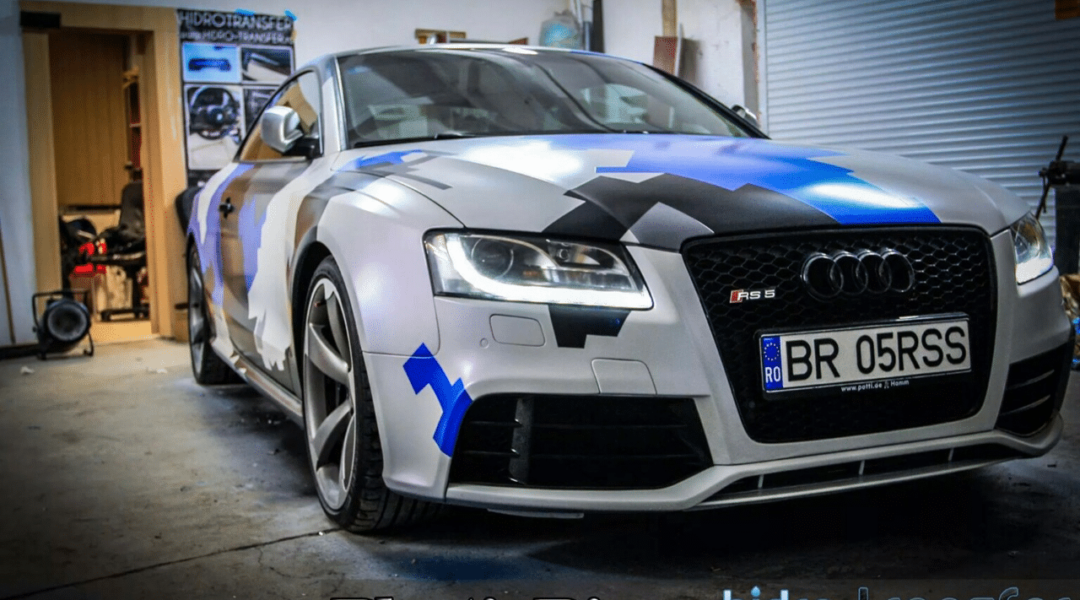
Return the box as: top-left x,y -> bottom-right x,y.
331,134 -> 1028,250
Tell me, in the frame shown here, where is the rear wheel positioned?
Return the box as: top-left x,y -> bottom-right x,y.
302,257 -> 439,532
187,246 -> 232,384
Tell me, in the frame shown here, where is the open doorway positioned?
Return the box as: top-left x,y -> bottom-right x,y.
23,2 -> 190,347
50,30 -> 152,343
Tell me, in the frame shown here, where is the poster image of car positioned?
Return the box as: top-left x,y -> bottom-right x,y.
185,84 -> 243,171
244,87 -> 277,131
241,46 -> 292,84
182,43 -> 241,84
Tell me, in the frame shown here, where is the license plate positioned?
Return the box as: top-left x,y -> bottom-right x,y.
760,317 -> 971,393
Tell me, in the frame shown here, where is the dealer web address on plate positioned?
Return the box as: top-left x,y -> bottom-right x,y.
841,378 -> 912,393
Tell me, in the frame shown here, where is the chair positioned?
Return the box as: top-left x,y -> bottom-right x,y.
88,180 -> 149,321
58,216 -> 98,288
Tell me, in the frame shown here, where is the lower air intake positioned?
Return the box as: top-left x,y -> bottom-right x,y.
450,395 -> 710,489
996,343 -> 1071,436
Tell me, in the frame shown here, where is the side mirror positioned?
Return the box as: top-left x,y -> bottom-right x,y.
732,105 -> 760,129
261,106 -> 304,154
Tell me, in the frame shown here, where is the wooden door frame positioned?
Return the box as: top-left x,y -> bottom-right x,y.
22,0 -> 187,338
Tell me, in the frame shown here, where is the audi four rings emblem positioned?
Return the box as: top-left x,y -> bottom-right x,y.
801,249 -> 915,298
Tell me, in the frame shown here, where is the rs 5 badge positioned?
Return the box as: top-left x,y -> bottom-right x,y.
730,289 -> 776,303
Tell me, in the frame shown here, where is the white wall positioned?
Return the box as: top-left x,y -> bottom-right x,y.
602,0 -> 662,64
680,0 -> 756,111
602,0 -> 757,110
0,0 -> 564,346
1,0 -> 37,346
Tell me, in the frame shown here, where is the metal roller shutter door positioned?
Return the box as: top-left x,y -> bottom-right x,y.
761,0 -> 1080,245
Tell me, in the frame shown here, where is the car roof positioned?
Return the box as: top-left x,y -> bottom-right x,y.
299,44 -> 634,74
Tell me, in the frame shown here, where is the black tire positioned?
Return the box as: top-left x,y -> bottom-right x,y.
187,245 -> 233,385
302,257 -> 441,532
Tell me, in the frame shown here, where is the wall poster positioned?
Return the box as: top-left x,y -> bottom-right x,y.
177,9 -> 295,187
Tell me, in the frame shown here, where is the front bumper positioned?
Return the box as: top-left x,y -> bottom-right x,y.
445,418 -> 1061,512
363,228 -> 1071,511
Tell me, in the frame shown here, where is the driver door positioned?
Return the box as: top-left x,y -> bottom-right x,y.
218,71 -> 322,388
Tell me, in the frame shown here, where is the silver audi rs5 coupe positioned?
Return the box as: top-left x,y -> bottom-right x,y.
186,45 -> 1073,532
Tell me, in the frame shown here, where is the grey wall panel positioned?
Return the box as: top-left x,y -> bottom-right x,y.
763,0 -> 1080,245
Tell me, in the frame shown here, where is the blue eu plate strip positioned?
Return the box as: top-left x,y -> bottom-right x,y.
761,335 -> 784,391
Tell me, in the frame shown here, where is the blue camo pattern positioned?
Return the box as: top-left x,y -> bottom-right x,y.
402,343 -> 473,457
545,134 -> 940,225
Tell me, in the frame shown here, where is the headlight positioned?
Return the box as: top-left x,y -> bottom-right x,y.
1011,212 -> 1054,284
424,232 -> 653,309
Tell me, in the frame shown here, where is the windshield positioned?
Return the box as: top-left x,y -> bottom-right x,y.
337,48 -> 752,148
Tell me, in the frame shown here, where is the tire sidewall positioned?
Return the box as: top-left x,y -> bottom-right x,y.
187,246 -> 209,380
303,257 -> 381,525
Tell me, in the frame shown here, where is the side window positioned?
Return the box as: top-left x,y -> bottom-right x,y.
239,71 -> 322,161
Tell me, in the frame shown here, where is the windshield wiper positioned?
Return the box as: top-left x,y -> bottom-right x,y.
351,132 -> 482,149
618,129 -> 677,134
349,128 -> 687,150
432,131 -> 478,140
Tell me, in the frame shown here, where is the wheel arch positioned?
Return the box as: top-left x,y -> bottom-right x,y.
292,182 -> 455,358
185,233 -> 196,263
290,234 -> 332,381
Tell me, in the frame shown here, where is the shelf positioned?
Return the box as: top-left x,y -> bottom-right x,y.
124,72 -> 140,170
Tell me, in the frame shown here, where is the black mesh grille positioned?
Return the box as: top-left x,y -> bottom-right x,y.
449,395 -> 710,489
996,343 -> 1071,436
683,227 -> 997,443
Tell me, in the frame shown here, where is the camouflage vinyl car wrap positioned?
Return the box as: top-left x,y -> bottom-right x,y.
187,46 -> 1071,517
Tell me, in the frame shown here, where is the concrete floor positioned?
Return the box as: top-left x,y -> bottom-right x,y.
1,339 -> 1078,600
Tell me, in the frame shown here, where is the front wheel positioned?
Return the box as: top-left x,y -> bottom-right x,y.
302,257 -> 440,532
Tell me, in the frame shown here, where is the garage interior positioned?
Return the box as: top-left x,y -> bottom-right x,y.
1,0 -> 1079,598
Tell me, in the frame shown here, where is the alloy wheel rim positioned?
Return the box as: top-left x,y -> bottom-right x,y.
303,278 -> 357,510
188,260 -> 206,368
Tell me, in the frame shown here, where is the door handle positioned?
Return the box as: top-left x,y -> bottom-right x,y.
219,198 -> 234,218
